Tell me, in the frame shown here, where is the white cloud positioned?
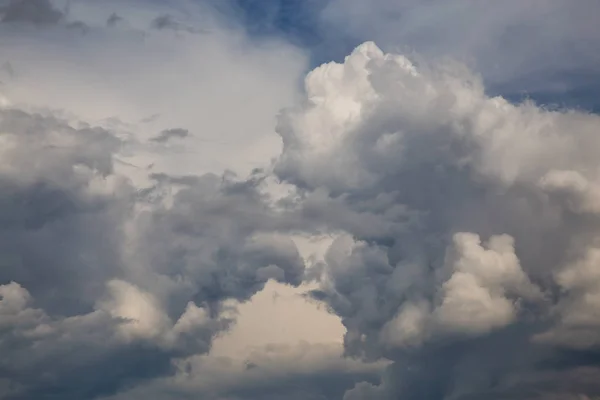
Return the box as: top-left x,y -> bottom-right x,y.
97,279 -> 171,341
435,233 -> 541,336
273,40 -> 600,399
322,0 -> 600,94
380,300 -> 430,348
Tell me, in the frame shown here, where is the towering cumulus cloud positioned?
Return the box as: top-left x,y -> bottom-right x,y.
274,42 -> 600,399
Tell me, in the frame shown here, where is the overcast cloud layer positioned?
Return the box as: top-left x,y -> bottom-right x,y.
1,1 -> 600,399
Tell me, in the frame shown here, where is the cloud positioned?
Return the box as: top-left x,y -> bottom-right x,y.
0,100 -> 315,398
0,1 -> 307,177
150,14 -> 206,34
0,0 -> 89,32
321,0 -> 600,109
1,0 -> 63,25
106,12 -> 123,27
434,233 -> 543,336
0,2 -> 360,399
0,5 -> 312,391
0,108 -> 129,316
150,128 -> 190,143
381,232 -> 542,347
100,342 -> 386,400
2,1 -> 600,399
274,41 -> 600,399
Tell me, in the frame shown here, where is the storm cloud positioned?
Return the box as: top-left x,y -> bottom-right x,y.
0,104 -> 305,399
1,0 -> 63,25
1,1 -> 600,399
273,42 -> 600,399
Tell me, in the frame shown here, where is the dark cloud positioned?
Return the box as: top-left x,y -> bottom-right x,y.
1,0 -> 63,25
106,12 -> 123,28
67,20 -> 89,34
0,107 -> 307,399
100,343 -> 385,400
148,172 -> 202,186
150,128 -> 190,143
0,0 -> 89,33
150,15 -> 206,34
135,171 -> 306,319
0,109 -> 127,316
151,14 -> 178,30
273,42 -> 600,399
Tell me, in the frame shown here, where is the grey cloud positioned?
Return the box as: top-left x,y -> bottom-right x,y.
150,128 -> 190,143
148,172 -> 202,186
1,0 -> 63,25
0,281 -> 175,400
67,20 -> 89,34
4,1 -> 600,398
1,61 -> 15,79
0,0 -> 90,33
0,109 -> 168,399
273,42 -> 600,398
0,107 -> 308,399
100,343 -> 385,400
134,172 -> 306,318
0,3 -> 318,400
0,108 -> 128,316
106,12 -> 123,28
150,14 -> 206,34
151,14 -> 179,30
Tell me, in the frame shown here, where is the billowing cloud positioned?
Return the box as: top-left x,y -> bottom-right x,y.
0,102 -> 312,399
274,41 -> 600,399
321,0 -> 600,112
100,342 -> 386,400
0,2 -> 320,397
2,1 -> 600,399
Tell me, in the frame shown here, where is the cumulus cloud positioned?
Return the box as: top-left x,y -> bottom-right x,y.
2,1 -> 600,399
0,108 -> 129,316
100,342 -> 386,400
381,232 -> 543,347
0,2 -> 316,396
321,0 -> 600,109
274,41 -> 600,399
434,233 -> 542,335
0,100 -> 315,398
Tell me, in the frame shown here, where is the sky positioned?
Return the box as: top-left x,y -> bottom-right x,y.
1,1 -> 600,399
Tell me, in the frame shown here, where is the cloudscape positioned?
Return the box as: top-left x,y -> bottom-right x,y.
1,1 -> 600,399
